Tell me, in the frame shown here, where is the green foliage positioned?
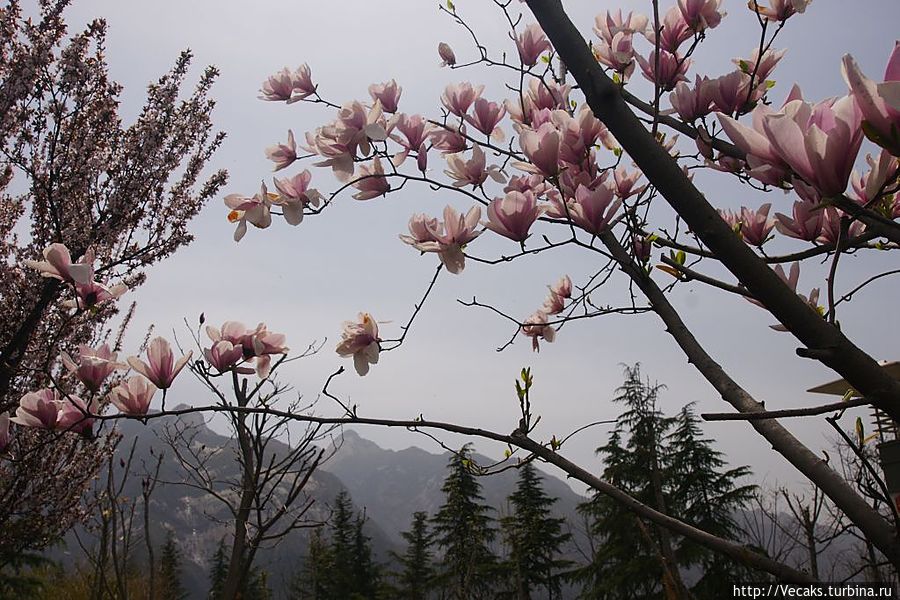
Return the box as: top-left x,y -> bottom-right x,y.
390,511 -> 436,600
159,530 -> 188,600
575,364 -> 756,599
208,537 -> 229,600
499,462 -> 572,599
431,444 -> 497,600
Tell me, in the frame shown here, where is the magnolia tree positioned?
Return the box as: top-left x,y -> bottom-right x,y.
7,0 -> 900,588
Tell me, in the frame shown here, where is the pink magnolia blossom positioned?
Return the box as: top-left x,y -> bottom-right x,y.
516,23 -> 551,66
708,70 -> 753,116
593,31 -> 638,80
24,243 -> 94,285
336,312 -> 381,376
265,129 -> 298,172
259,64 -> 316,103
677,0 -> 725,32
525,78 -> 571,112
61,343 -> 123,392
417,143 -> 428,173
612,166 -> 647,200
304,100 -> 388,182
203,340 -> 247,374
516,122 -> 561,177
243,323 -> 289,378
393,114 -> 434,151
12,389 -> 60,429
127,337 -> 191,390
542,275 -> 573,315
352,158 -> 391,201
441,82 -> 484,117
109,376 -> 157,416
734,47 -> 787,87
633,236 -> 653,262
774,190 -> 824,242
368,79 -> 402,114
739,203 -> 776,246
65,280 -> 127,310
485,191 -> 543,243
750,0 -> 811,22
400,206 -> 482,274
225,182 -> 274,242
55,394 -> 95,436
465,98 -> 506,140
0,413 -> 9,452
748,262 -> 822,330
429,124 -> 468,154
842,42 -> 900,156
569,183 -> 622,235
669,76 -> 713,121
438,42 -> 457,67
817,206 -> 865,246
521,311 -> 556,352
399,213 -> 440,248
594,9 -> 649,43
636,50 -> 691,91
273,170 -> 322,226
851,149 -> 899,205
445,145 -> 504,187
643,6 -> 693,54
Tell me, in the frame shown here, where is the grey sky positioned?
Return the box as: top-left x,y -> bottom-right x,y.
52,0 -> 900,494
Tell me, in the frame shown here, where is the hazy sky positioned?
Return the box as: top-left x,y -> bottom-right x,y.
50,0 -> 900,494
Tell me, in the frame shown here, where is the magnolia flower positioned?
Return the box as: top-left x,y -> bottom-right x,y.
636,50 -> 691,91
110,376 -> 157,416
542,275 -> 573,315
336,312 -> 381,376
747,262 -> 822,330
441,82 -> 484,117
569,184 -> 622,235
204,321 -> 286,377
400,205 -> 482,274
438,42 -> 457,67
465,97 -> 506,140
851,149 -> 900,205
352,158 -> 391,200
273,170 -> 322,226
593,31 -> 638,80
708,70 -> 753,116
677,0 -> 725,32
430,125 -> 468,154
368,79 -> 402,114
516,122 -> 561,177
0,413 -> 9,453
775,198 -> 824,242
393,113 -> 433,151
65,279 -> 127,310
739,203 -> 776,246
521,311 -> 556,352
127,337 -> 191,390
817,206 -> 865,246
243,323 -> 288,378
484,191 -> 543,243
670,76 -> 713,122
265,129 -> 298,171
843,42 -> 900,156
643,5 -> 692,54
55,395 -> 95,436
24,243 -> 94,285
12,389 -> 60,429
204,340 -> 247,373
750,0 -> 811,21
516,23 -> 551,66
612,166 -> 647,200
594,9 -> 649,43
61,343 -> 123,392
225,182 -> 274,242
445,145 -> 500,188
633,236 -> 653,262
259,64 -> 316,102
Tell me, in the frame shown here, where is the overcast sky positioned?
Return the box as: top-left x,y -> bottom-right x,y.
50,0 -> 900,494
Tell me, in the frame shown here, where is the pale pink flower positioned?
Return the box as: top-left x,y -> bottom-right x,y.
851,149 -> 899,205
273,170 -> 322,226
55,394 -> 95,436
593,31 -> 638,81
259,64 -> 316,103
369,79 -> 402,114
636,50 -> 691,91
708,70 -> 753,116
525,78 -> 570,112
465,98 -> 506,140
739,203 -> 776,246
127,337 -> 191,390
521,311 -> 556,352
750,0 -> 811,22
61,343 -> 123,392
352,158 -> 391,201
775,193 -> 823,242
243,323 -> 288,378
677,0 -> 725,32
445,145 -> 502,188
669,76 -> 713,122
441,82 -> 484,117
393,114 -> 434,151
225,182 -> 274,242
12,389 -> 60,429
417,143 -> 428,173
542,275 -> 573,315
516,23 -> 551,67
569,183 -> 622,235
485,191 -> 543,243
516,122 -> 561,177
265,129 -> 298,172
594,9 -> 649,43
748,262 -> 822,330
633,236 -> 653,262
430,124 -> 468,155
438,42 -> 457,67
109,376 -> 157,416
336,312 -> 381,376
612,166 -> 647,200
817,207 -> 865,246
399,213 -> 440,248
843,42 -> 900,156
203,340 -> 247,374
643,6 -> 692,54
0,413 -> 9,452
65,280 -> 127,310
734,47 -> 787,87
401,206 -> 482,274
24,243 -> 94,285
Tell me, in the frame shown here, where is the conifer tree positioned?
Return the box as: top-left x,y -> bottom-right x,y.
158,530 -> 188,600
208,537 -> 229,600
391,511 -> 435,600
576,365 -> 755,599
289,528 -> 334,600
500,462 -> 572,600
431,444 -> 497,600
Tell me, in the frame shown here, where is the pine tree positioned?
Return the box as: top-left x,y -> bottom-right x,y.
289,528 -> 334,600
244,566 -> 273,600
391,512 -> 435,600
208,537 -> 229,600
431,444 -> 497,600
500,462 -> 572,600
158,530 -> 188,600
575,365 -> 755,599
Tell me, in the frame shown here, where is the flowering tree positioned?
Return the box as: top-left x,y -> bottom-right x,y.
0,0 -> 225,566
7,0 -> 900,588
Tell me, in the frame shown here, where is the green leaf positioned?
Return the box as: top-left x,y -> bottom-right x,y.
447,0 -> 455,10
675,250 -> 686,265
541,55 -> 551,64
855,417 -> 865,446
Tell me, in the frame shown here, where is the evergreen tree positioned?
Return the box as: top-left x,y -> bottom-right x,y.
208,537 -> 229,600
431,444 -> 497,600
244,566 -> 273,600
391,512 -> 435,600
158,530 -> 188,600
576,365 -> 755,599
289,528 -> 334,600
500,462 -> 572,600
